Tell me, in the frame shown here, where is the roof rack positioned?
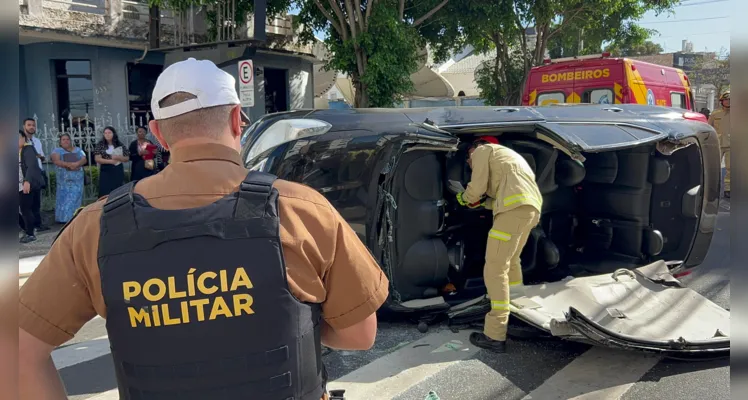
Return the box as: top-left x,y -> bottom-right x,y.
543,52 -> 612,64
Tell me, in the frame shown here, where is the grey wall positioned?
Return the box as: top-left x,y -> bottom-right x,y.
20,42 -> 164,129
220,52 -> 315,122
20,42 -> 314,130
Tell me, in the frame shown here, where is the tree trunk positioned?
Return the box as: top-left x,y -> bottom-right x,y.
494,44 -> 501,106
354,79 -> 370,108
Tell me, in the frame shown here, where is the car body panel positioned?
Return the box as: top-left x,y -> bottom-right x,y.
510,261 -> 729,358
241,104 -> 721,311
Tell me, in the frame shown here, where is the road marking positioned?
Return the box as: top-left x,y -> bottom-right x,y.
521,346 -> 661,400
87,389 -> 118,400
327,330 -> 481,399
52,335 -> 110,370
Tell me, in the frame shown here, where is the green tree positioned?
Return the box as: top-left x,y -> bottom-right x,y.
690,50 -> 730,103
293,0 -> 453,107
425,0 -> 678,105
605,40 -> 664,57
149,0 -> 452,107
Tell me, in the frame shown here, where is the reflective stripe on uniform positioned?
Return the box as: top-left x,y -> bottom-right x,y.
503,193 -> 540,207
488,229 -> 512,241
456,192 -> 467,206
491,300 -> 509,310
509,281 -> 523,286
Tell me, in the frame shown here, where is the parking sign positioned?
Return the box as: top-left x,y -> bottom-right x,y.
238,60 -> 254,107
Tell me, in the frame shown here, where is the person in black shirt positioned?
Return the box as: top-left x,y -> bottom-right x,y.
94,126 -> 130,197
19,131 -> 45,243
128,126 -> 162,181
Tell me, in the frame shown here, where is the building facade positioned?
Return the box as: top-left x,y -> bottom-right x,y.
19,0 -> 318,208
19,0 -> 317,130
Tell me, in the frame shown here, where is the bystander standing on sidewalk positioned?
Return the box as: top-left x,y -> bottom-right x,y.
19,131 -> 45,243
22,118 -> 50,232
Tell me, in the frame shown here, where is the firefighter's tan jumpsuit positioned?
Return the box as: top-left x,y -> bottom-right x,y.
709,105 -> 730,193
461,143 -> 543,341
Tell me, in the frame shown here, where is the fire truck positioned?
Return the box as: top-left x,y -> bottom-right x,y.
522,53 -> 704,119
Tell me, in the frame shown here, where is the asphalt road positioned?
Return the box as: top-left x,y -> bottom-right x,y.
41,201 -> 731,400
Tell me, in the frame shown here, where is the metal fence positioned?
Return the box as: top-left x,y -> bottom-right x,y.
29,112 -> 161,211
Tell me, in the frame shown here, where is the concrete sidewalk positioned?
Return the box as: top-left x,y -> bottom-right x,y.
19,223 -> 62,279
19,255 -> 45,278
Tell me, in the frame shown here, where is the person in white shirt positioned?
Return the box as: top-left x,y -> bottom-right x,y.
22,118 -> 49,232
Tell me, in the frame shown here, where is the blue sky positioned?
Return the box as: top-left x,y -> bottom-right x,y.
642,0 -> 732,54
290,0 -> 734,53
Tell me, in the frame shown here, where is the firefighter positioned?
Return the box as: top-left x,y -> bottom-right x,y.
708,90 -> 730,198
457,136 -> 542,353
18,58 -> 388,400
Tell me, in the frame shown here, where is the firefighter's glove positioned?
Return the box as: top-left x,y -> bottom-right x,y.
456,192 -> 484,209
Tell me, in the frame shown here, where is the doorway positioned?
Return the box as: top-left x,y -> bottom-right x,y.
264,68 -> 289,114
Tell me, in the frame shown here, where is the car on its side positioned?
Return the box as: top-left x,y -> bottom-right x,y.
240,104 -> 728,359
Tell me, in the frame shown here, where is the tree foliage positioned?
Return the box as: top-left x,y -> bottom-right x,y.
293,0 -> 452,107
605,39 -> 663,57
690,50 -> 730,100
423,0 -> 678,106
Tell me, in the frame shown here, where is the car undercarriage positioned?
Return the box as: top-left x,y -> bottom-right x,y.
379,132 -> 704,305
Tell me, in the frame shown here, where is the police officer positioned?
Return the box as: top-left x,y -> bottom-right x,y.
456,136 -> 542,353
708,90 -> 730,198
19,58 -> 389,400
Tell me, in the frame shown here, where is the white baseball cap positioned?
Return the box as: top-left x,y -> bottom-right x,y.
151,58 -> 241,120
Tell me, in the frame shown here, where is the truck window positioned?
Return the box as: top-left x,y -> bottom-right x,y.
537,92 -> 565,105
671,92 -> 687,109
582,88 -> 614,104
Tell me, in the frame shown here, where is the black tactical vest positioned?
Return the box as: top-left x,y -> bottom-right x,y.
97,171 -> 327,400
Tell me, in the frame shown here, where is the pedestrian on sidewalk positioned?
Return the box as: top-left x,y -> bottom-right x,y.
50,133 -> 87,223
94,126 -> 130,197
18,58 -> 388,400
18,130 -> 45,243
21,118 -> 50,232
128,126 -> 162,182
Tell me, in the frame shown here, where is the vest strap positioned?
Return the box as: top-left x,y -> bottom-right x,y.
234,171 -> 278,219
101,182 -> 137,235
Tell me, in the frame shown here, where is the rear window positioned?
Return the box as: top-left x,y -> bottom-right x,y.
583,88 -> 614,105
537,92 -> 565,105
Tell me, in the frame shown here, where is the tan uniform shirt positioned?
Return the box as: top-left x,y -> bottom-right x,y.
463,143 -> 543,215
709,108 -> 730,149
19,143 -> 389,347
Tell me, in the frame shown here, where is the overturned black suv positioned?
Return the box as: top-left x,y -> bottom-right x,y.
241,104 -> 728,358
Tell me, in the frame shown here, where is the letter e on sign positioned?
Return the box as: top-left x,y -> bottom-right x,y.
238,60 -> 255,107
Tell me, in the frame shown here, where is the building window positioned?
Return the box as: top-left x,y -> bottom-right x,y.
127,63 -> 163,122
54,60 -> 94,128
671,92 -> 687,109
